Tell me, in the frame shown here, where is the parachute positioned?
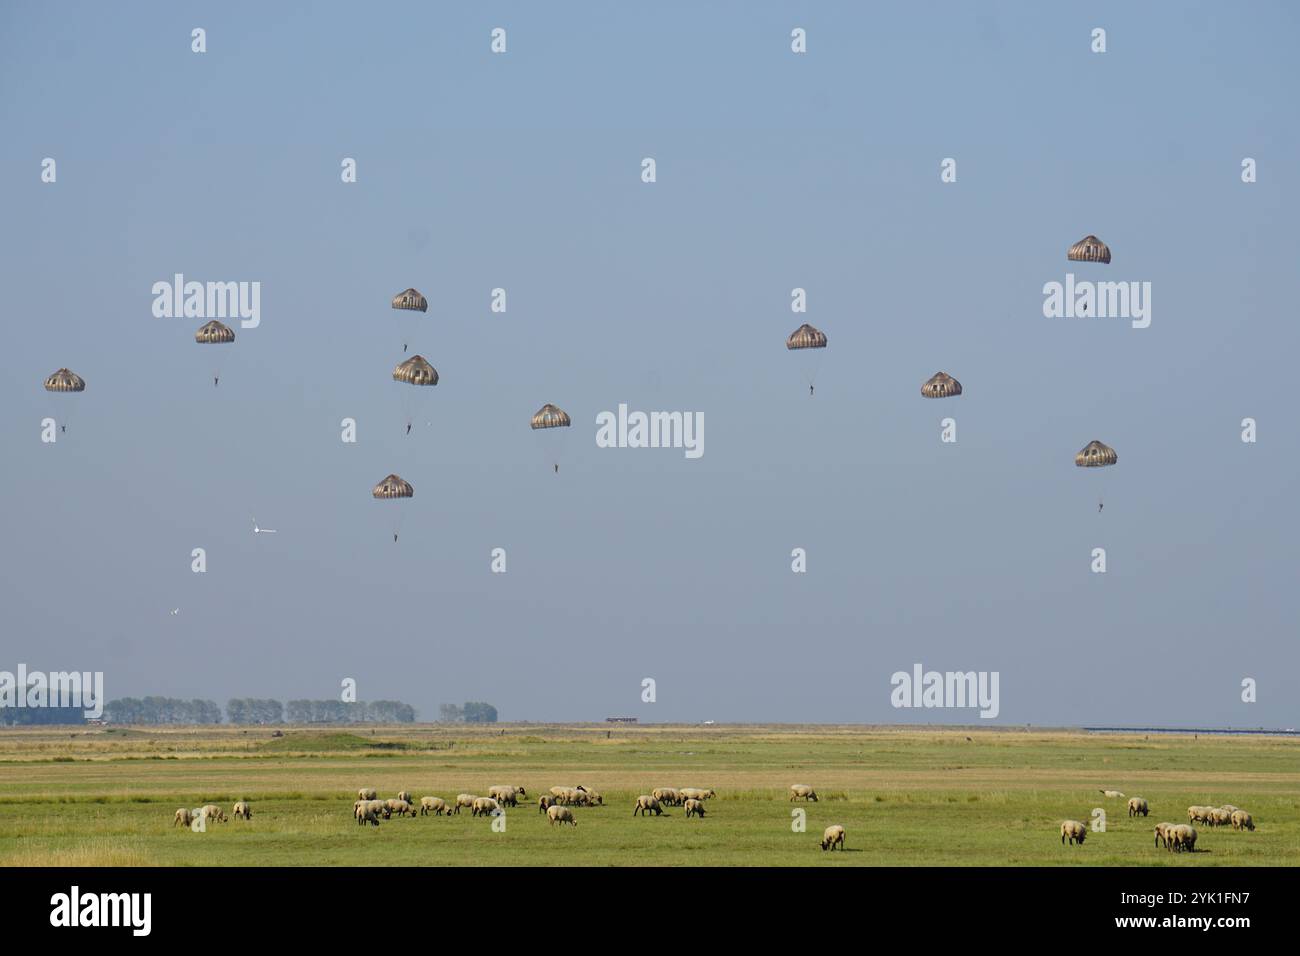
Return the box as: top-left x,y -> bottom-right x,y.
531,404 -> 571,473
392,355 -> 438,386
195,320 -> 235,344
195,321 -> 235,386
392,356 -> 438,435
786,324 -> 827,350
1075,440 -> 1117,467
1067,235 -> 1111,264
44,368 -> 85,392
786,324 -> 827,394
372,473 -> 414,498
390,288 -> 428,353
391,289 -> 428,312
530,404 -> 571,430
373,474 -> 413,540
1076,440 -> 1117,512
921,372 -> 962,398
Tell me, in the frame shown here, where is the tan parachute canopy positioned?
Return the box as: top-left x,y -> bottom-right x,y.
921,371 -> 962,398
195,320 -> 235,344
393,355 -> 438,386
786,324 -> 827,350
391,288 -> 428,312
44,368 -> 85,392
372,474 -> 414,499
1067,235 -> 1111,264
531,404 -> 571,429
1075,441 -> 1117,467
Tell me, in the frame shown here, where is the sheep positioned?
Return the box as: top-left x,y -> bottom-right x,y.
173,808 -> 194,827
556,787 -> 588,806
1153,822 -> 1175,849
453,794 -> 476,815
633,795 -> 663,817
1209,808 -> 1233,827
232,801 -> 251,820
383,798 -> 412,817
1220,804 -> 1240,814
679,788 -> 717,801
550,785 -> 586,799
1060,820 -> 1087,846
419,796 -> 447,816
1127,797 -> 1149,818
360,799 -> 389,820
582,790 -> 603,806
355,802 -> 380,826
1231,810 -> 1254,832
538,795 -> 555,813
397,791 -> 413,805
790,784 -> 818,802
471,797 -> 499,817
1187,805 -> 1214,825
547,805 -> 577,827
1098,790 -> 1125,798
652,788 -> 681,806
200,804 -> 227,824
683,798 -> 706,818
1170,824 -> 1197,853
358,788 -> 377,801
821,825 -> 846,851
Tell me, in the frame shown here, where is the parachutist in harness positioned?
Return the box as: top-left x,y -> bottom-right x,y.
1098,500 -> 1104,513
214,376 -> 219,387
406,423 -> 412,435
554,463 -> 559,474
394,533 -> 398,543
810,384 -> 814,396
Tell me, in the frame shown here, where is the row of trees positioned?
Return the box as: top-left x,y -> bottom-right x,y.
0,705 -> 93,725
439,701 -> 499,723
103,697 -> 223,724
93,697 -> 417,725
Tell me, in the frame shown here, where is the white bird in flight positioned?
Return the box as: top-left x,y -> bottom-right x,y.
253,519 -> 277,534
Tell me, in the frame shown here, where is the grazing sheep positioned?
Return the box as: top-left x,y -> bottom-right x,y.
1153,822 -> 1175,849
173,808 -> 194,827
232,801 -> 251,820
1209,808 -> 1232,827
820,825 -> 846,851
384,798 -> 412,817
1187,806 -> 1214,825
1220,804 -> 1239,814
582,790 -> 603,806
362,799 -> 389,820
538,795 -> 555,813
547,805 -> 577,827
358,788 -> 377,801
1170,824 -> 1197,852
790,785 -> 819,802
652,788 -> 681,806
488,786 -> 519,807
1098,790 -> 1125,799
679,788 -> 717,801
200,804 -> 227,824
1060,820 -> 1087,846
633,795 -> 663,817
471,797 -> 499,817
550,785 -> 586,800
355,803 -> 380,826
1127,797 -> 1149,818
419,796 -> 447,816
683,798 -> 706,818
453,794 -> 476,815
1231,810 -> 1254,832
397,791 -> 413,805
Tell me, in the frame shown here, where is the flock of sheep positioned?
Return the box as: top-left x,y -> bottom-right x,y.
348,783 -> 848,850
1060,792 -> 1257,854
172,801 -> 251,826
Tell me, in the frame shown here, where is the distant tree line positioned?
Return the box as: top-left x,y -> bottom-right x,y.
74,697 -> 418,725
284,700 -> 416,723
439,701 -> 498,723
103,697 -> 223,724
0,705 -> 92,726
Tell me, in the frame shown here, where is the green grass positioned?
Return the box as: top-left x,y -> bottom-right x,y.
0,725 -> 1296,866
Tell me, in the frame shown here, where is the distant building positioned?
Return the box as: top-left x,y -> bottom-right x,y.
605,716 -> 638,724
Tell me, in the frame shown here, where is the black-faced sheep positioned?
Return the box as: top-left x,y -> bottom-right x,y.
420,796 -> 447,816
821,825 -> 845,851
633,795 -> 663,816
1127,797 -> 1149,818
790,785 -> 818,802
1231,810 -> 1254,832
232,801 -> 251,820
1060,820 -> 1087,845
684,798 -> 706,818
547,805 -> 577,827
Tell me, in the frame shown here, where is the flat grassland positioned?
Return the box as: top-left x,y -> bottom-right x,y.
0,725 -> 1296,866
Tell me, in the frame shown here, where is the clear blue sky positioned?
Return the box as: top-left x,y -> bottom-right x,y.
1,1 -> 1296,725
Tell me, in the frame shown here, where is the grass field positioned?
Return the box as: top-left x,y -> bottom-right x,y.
1,724 -> 1297,866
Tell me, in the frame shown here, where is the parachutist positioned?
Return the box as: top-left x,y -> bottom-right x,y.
60,425 -> 66,433
214,376 -> 219,387
394,533 -> 398,543
1098,501 -> 1104,512
554,463 -> 559,474
406,423 -> 411,435
403,343 -> 408,353
810,384 -> 814,396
